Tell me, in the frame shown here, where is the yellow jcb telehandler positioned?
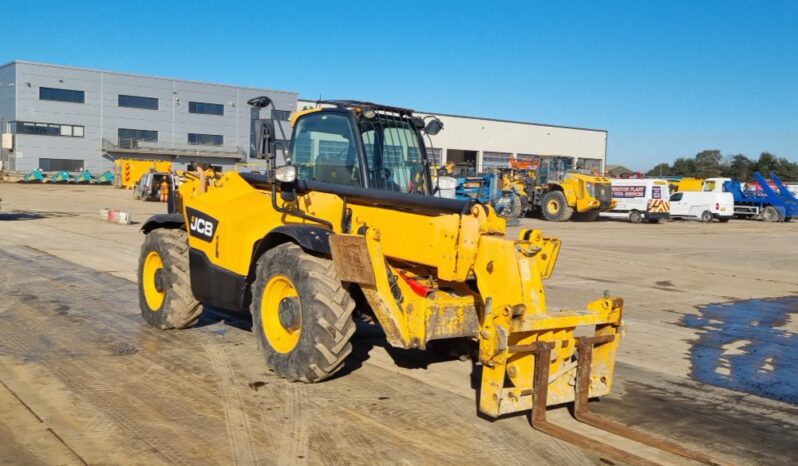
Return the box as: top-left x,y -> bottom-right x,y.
138,97 -> 719,466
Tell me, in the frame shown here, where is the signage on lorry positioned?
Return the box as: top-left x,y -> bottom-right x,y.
611,185 -> 645,198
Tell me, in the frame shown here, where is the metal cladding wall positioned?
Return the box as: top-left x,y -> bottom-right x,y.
0,64 -> 17,170
421,112 -> 607,170
0,61 -> 297,173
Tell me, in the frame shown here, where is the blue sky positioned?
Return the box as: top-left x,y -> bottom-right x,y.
4,0 -> 797,170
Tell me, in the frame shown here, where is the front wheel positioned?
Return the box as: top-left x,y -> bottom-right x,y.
628,210 -> 643,224
700,210 -> 713,223
541,191 -> 573,222
250,243 -> 356,383
138,229 -> 202,329
572,210 -> 600,222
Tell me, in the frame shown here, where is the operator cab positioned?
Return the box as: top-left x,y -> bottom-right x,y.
289,101 -> 442,195
249,96 -> 444,196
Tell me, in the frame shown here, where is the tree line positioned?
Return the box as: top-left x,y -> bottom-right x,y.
646,151 -> 798,181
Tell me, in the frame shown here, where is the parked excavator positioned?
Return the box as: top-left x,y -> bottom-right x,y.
137,97 -> 721,466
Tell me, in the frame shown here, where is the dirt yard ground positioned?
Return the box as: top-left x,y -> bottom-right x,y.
1,183 -> 796,466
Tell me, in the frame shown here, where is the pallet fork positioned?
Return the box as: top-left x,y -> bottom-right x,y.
528,335 -> 728,466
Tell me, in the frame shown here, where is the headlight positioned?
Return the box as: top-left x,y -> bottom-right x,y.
586,182 -> 595,196
275,165 -> 297,183
437,176 -> 457,190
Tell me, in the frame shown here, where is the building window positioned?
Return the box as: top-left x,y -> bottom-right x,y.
516,154 -> 539,162
482,151 -> 512,169
10,121 -> 85,138
188,133 -> 223,146
272,110 -> 291,121
39,87 -> 85,103
39,158 -> 84,172
119,94 -> 159,110
188,101 -> 224,116
118,128 -> 158,147
425,148 -> 442,165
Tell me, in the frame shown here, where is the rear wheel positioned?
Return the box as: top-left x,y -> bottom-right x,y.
541,191 -> 573,222
717,217 -> 730,223
700,210 -> 713,223
762,206 -> 782,222
628,210 -> 643,224
138,229 -> 202,329
250,243 -> 356,382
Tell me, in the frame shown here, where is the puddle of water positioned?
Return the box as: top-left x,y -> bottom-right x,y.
681,296 -> 798,404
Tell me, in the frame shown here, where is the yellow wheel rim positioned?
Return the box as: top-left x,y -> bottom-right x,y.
142,251 -> 165,310
262,275 -> 301,353
547,199 -> 560,212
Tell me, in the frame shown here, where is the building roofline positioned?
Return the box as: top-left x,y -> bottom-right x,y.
1,60 -> 296,96
421,111 -> 607,134
298,98 -> 607,134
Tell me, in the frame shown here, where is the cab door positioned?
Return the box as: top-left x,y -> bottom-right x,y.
669,192 -> 687,216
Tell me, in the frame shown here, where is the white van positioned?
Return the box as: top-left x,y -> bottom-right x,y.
668,191 -> 734,222
602,179 -> 671,223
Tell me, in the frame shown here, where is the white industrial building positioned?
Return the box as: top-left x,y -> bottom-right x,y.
0,59 -> 607,176
299,99 -> 607,175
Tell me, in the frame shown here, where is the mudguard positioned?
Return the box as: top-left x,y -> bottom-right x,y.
256,225 -> 333,257
141,213 -> 185,234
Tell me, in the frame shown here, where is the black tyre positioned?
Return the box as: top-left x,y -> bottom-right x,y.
717,217 -> 730,223
648,218 -> 660,224
628,210 -> 643,224
495,196 -> 522,219
700,210 -> 713,223
250,243 -> 356,383
572,210 -> 600,222
762,206 -> 782,222
138,229 -> 202,329
509,196 -> 523,218
541,191 -> 573,222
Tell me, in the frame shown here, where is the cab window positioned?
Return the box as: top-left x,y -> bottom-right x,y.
670,192 -> 683,202
291,112 -> 361,186
359,118 -> 428,194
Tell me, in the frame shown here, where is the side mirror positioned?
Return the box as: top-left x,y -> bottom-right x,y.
247,96 -> 273,108
253,119 -> 275,159
424,117 -> 444,136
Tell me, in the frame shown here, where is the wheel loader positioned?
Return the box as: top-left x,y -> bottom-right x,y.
509,157 -> 615,221
137,98 -> 719,465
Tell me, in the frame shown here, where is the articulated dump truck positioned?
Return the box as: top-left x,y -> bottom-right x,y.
138,98 -> 720,466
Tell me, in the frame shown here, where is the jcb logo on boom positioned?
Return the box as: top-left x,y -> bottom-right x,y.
186,208 -> 218,242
